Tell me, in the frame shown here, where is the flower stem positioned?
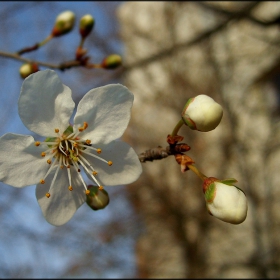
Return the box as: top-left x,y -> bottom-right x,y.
171,119 -> 184,136
187,164 -> 208,181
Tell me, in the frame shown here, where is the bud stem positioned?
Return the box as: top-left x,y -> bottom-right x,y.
79,37 -> 85,49
187,164 -> 208,181
38,34 -> 54,47
86,63 -> 102,69
171,119 -> 184,136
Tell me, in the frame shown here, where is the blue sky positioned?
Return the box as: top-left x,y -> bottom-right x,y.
0,2 -> 140,278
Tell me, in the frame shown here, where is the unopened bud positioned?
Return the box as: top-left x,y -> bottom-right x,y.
19,63 -> 39,79
203,177 -> 248,224
52,10 -> 75,37
182,95 -> 223,132
101,54 -> 122,69
79,14 -> 95,38
86,185 -> 110,211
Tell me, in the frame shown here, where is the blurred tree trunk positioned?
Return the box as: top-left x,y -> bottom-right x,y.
118,1 -> 280,278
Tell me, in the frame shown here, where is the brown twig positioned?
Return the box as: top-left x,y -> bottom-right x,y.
0,50 -> 84,71
138,143 -> 191,163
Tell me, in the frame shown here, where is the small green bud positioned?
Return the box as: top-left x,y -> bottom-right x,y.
86,185 -> 110,211
101,54 -> 122,69
19,63 -> 39,79
79,14 -> 95,38
52,10 -> 75,37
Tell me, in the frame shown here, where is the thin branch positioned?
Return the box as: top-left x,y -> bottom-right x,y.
120,2 -> 261,72
195,1 -> 280,27
138,143 -> 190,163
0,50 -> 83,70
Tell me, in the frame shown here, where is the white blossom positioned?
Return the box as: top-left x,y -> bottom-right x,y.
0,70 -> 142,226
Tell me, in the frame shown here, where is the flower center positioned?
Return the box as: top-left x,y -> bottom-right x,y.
35,122 -> 112,198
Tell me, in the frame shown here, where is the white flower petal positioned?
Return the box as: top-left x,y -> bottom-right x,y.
36,168 -> 86,226
0,133 -> 49,187
73,84 -> 134,144
18,70 -> 75,137
83,140 -> 142,186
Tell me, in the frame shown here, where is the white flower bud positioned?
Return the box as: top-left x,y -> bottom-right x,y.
52,10 -> 75,37
203,178 -> 248,224
181,95 -> 223,132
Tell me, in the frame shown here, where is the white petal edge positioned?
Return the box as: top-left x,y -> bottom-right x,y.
0,133 -> 50,187
36,168 -> 86,226
83,140 -> 142,186
18,70 -> 75,137
73,84 -> 134,144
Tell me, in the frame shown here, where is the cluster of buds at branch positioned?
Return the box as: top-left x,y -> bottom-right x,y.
168,94 -> 247,224
17,10 -> 123,77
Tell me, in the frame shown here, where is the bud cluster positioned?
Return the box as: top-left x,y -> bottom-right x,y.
17,10 -> 123,78
166,94 -> 248,224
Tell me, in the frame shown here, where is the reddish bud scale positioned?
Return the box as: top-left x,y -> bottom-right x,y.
166,134 -> 184,145
203,177 -> 218,193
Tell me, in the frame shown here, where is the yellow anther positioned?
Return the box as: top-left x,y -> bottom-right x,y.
35,141 -> 40,146
85,139 -> 91,145
45,193 -> 51,198
83,122 -> 88,129
60,165 -> 64,169
40,179 -> 45,184
108,161 -> 113,166
68,186 -> 73,191
78,127 -> 84,132
92,171 -> 98,175
85,190 -> 90,195
47,159 -> 52,164
97,148 -> 102,154
55,128 -> 59,133
98,186 -> 104,190
41,152 -> 46,157
67,165 -> 70,168
73,143 -> 78,147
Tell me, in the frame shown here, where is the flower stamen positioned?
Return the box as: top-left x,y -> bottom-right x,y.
36,123 -> 115,199
35,141 -> 40,146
